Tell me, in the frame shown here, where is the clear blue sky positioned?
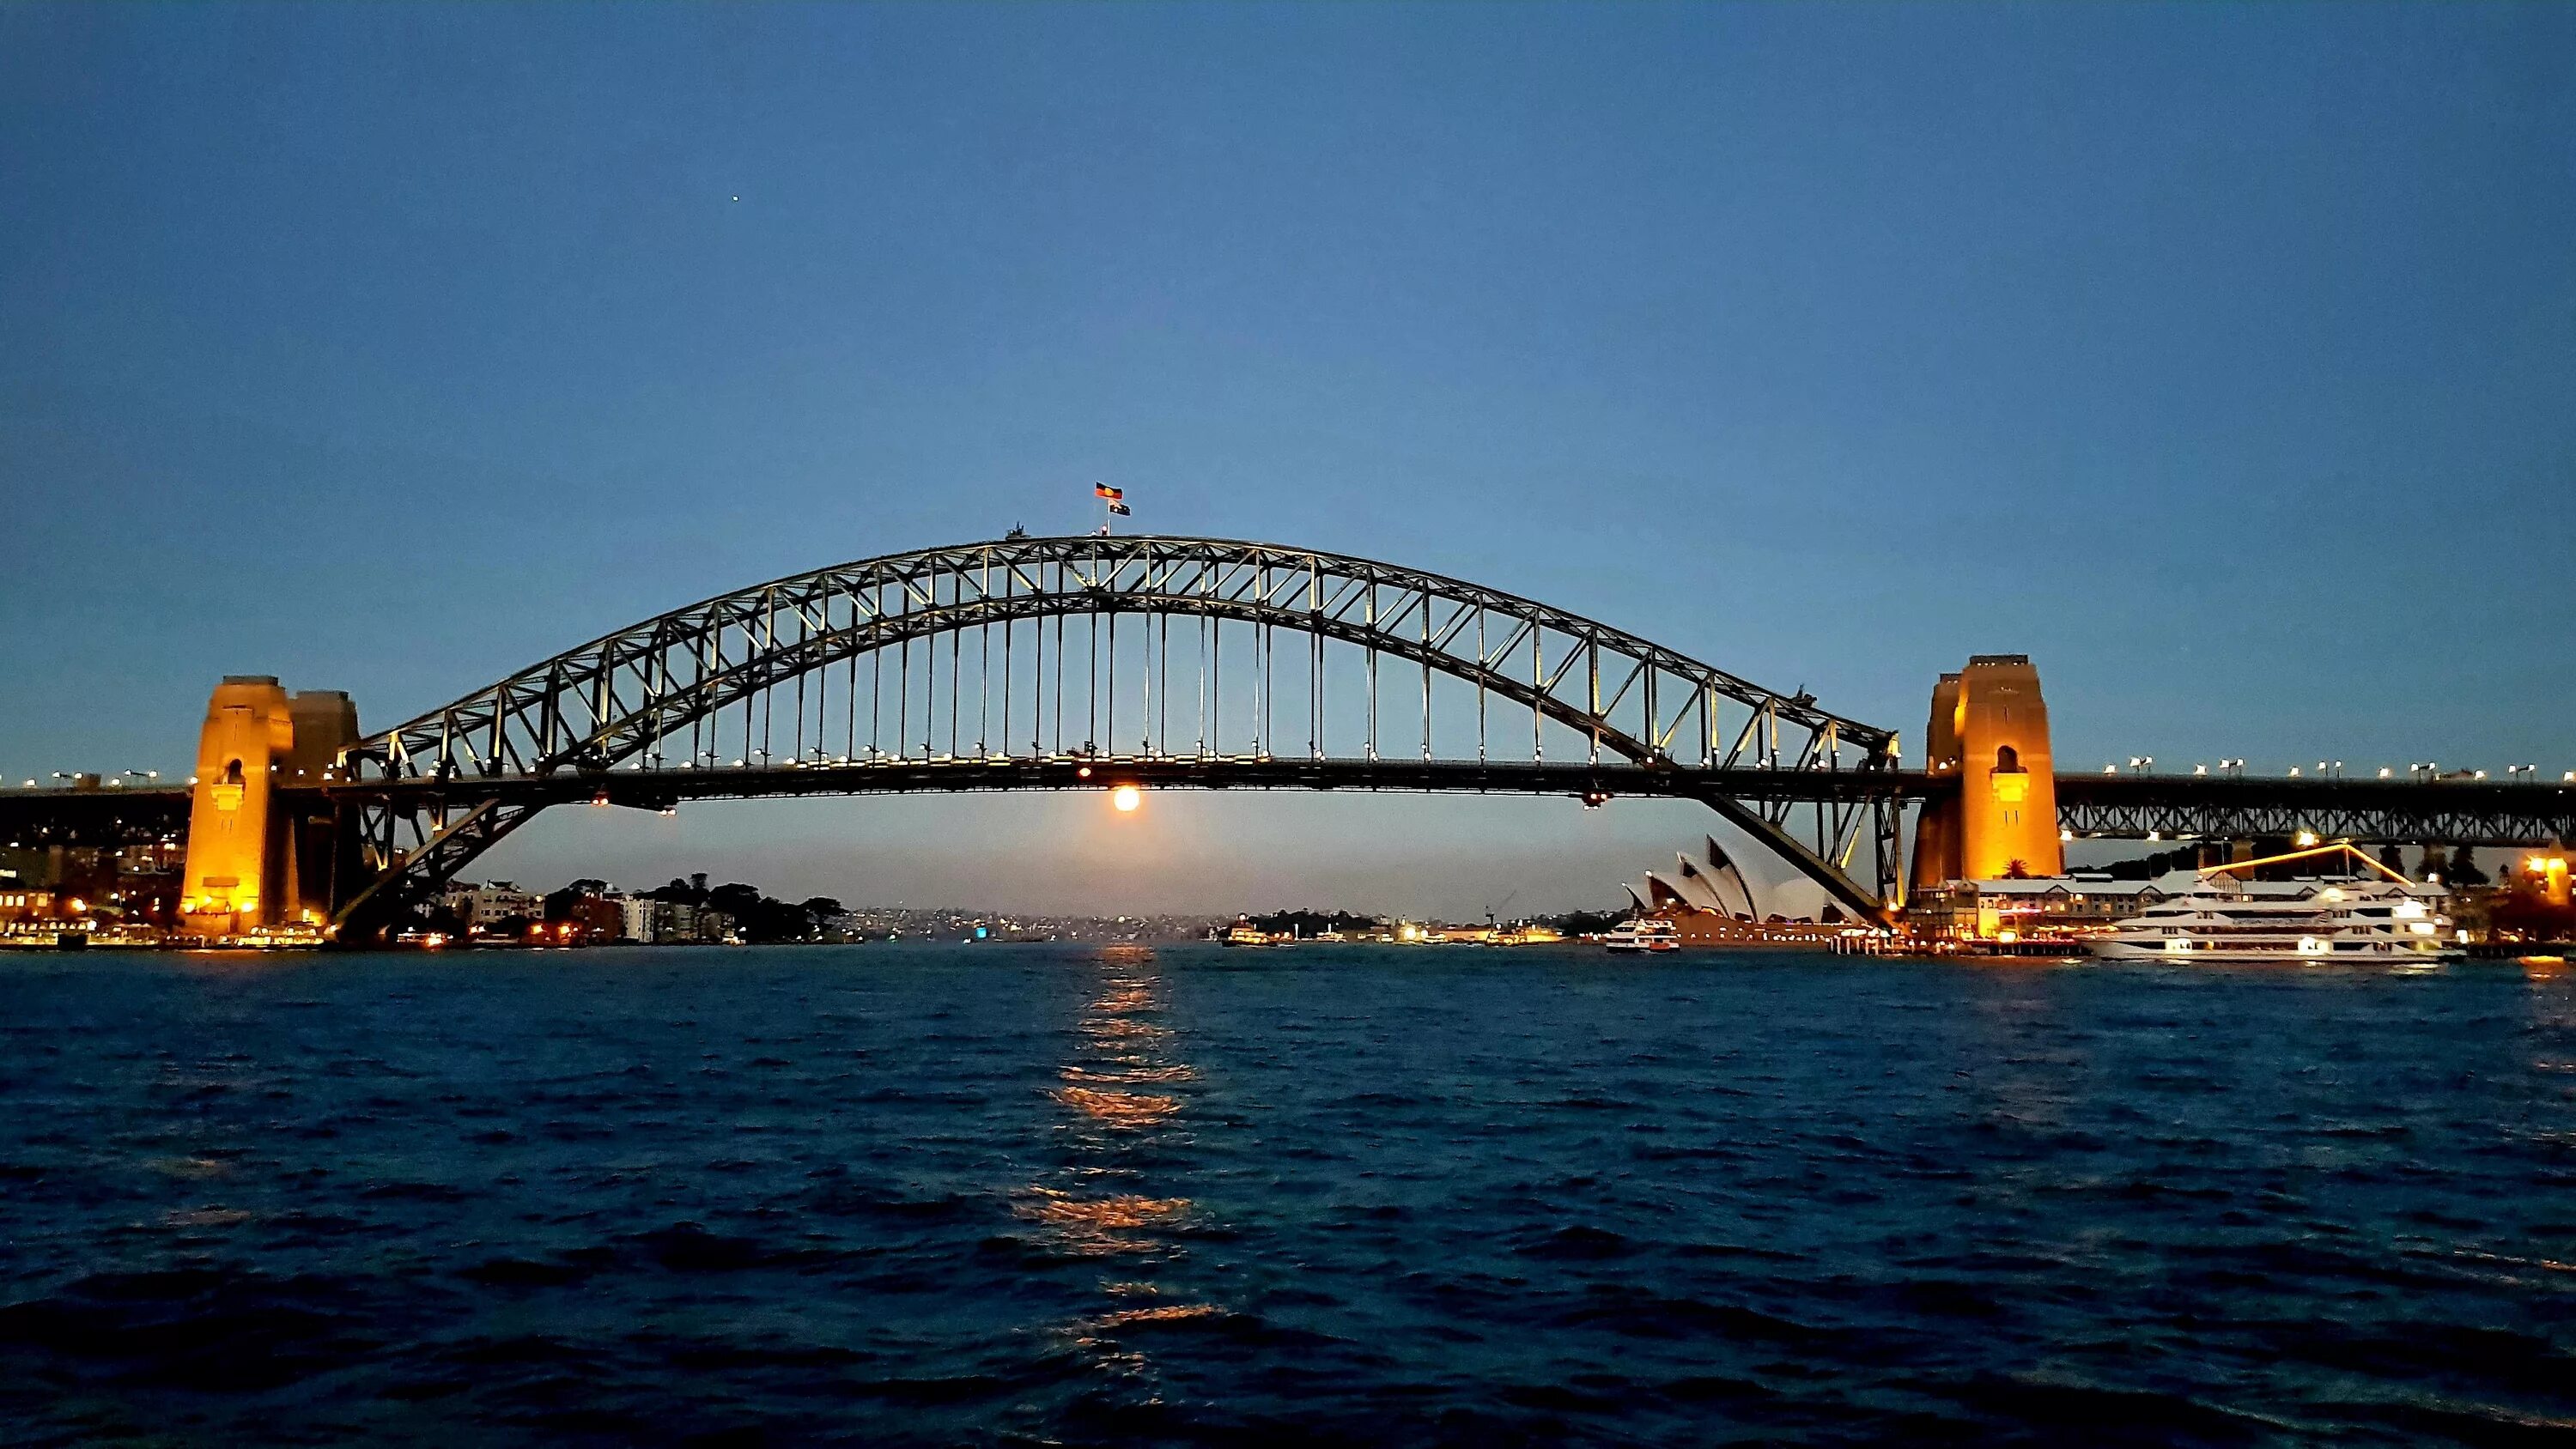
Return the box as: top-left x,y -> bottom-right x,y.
3,3 -> 2569,912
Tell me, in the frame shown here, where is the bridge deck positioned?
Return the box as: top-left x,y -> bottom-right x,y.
314,757 -> 1927,809
3,768 -> 2569,847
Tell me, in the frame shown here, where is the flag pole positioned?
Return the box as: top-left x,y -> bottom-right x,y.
1092,482 -> 1127,535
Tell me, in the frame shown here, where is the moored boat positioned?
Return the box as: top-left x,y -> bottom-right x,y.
2091,844 -> 2459,964
1602,918 -> 1682,954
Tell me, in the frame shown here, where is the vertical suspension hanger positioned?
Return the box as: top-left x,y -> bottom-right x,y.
761,591 -> 776,764
1054,560 -> 1066,756
846,585 -> 860,761
1475,604 -> 1487,764
1364,579 -> 1378,761
1531,624 -> 1542,764
1420,585 -> 1432,761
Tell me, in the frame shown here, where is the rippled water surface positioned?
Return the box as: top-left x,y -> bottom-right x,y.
3,945 -> 2573,1446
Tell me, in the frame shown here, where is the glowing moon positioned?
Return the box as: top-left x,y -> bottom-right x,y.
1110,785 -> 1142,813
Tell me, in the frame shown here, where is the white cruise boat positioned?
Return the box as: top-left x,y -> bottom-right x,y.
2092,844 -> 2458,964
1603,918 -> 1682,954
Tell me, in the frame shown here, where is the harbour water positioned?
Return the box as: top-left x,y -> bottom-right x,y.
3,945 -> 2571,1446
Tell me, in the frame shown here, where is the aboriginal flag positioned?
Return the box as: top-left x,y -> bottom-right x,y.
1094,483 -> 1123,500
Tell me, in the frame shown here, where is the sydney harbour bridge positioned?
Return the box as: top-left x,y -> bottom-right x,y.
5,534 -> 2571,942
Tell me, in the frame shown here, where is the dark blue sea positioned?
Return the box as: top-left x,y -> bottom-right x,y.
2,945 -> 2571,1446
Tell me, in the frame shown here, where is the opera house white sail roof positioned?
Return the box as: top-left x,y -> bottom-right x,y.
1626,836 -> 1764,921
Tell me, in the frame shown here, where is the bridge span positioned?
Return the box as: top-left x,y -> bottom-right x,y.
1,532 -> 2564,941
9,765 -> 2567,857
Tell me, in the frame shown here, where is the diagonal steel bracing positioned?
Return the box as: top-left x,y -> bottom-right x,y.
329,536 -> 1904,936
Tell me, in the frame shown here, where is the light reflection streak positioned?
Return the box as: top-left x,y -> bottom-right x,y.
1060,1064 -> 1196,1083
1082,1015 -> 1168,1042
1095,1302 -> 1224,1329
1050,1084 -> 1182,1126
1023,945 -> 1224,1370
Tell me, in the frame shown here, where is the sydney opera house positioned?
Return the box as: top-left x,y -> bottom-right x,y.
1623,836 -> 1851,946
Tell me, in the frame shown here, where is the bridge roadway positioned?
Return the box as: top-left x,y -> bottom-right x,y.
4,765 -> 2571,849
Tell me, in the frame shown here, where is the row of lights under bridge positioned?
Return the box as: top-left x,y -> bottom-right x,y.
2105,759 -> 2570,782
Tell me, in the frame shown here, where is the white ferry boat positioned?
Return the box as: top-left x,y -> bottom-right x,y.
2092,844 -> 2458,964
1603,918 -> 1682,954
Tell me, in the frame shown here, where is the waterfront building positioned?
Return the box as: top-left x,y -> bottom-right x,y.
0,888 -> 59,926
611,893 -> 660,943
1908,876 -> 2171,944
557,893 -> 627,943
446,880 -> 544,931
1626,836 -> 1763,921
1620,837 -> 1859,944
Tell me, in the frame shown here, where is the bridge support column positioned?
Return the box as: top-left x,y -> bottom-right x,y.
1910,655 -> 2061,893
177,677 -> 358,937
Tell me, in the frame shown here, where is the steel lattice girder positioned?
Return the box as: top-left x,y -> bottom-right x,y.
325,536 -> 1908,931
2054,775 -> 2576,848
344,537 -> 1897,783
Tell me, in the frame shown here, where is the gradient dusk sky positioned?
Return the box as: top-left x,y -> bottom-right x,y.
3,3 -> 2569,914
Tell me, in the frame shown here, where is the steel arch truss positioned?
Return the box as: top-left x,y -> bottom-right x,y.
331,536 -> 1902,931
2056,777 -> 2576,849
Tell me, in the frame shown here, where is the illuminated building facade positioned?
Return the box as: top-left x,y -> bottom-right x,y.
0,888 -> 60,926
177,676 -> 358,937
2530,852 -> 2572,909
1911,654 -> 2063,893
